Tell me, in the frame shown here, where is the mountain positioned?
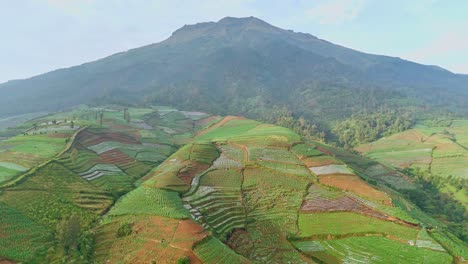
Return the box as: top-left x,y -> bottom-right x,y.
0,17 -> 467,123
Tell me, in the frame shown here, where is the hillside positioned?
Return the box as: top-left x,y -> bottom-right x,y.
0,17 -> 467,127
0,106 -> 466,263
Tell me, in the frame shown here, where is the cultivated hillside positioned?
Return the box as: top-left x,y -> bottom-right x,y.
0,17 -> 467,123
0,106 -> 466,263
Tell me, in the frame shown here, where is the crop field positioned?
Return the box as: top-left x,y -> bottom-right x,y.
196,117 -> 260,141
309,164 -> 354,175
429,230 -> 468,259
0,202 -> 51,262
318,174 -> 392,205
211,152 -> 243,169
415,228 -> 446,251
257,160 -> 313,178
302,155 -> 343,167
108,186 -> 189,218
217,144 -> 244,161
291,143 -> 322,158
229,124 -> 301,147
0,162 -> 112,227
356,121 -> 468,179
294,236 -> 452,264
300,185 -> 394,221
249,147 -> 302,164
193,236 -> 251,264
243,167 -> 308,232
183,170 -> 245,238
298,212 -> 419,242
95,215 -> 207,264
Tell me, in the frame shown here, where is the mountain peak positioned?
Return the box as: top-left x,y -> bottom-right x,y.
170,16 -> 281,41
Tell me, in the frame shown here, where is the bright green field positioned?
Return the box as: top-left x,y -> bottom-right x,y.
108,186 -> 189,218
295,236 -> 452,264
193,236 -> 251,264
298,212 -> 420,242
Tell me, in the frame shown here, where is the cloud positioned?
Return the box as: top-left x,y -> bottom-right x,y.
307,0 -> 365,25
407,30 -> 468,73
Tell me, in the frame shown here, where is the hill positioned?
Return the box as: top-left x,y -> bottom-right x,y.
0,106 -> 466,263
0,17 -> 467,129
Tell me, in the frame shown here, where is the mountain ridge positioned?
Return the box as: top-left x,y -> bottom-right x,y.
0,16 -> 466,120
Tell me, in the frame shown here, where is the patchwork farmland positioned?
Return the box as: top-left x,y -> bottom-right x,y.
0,107 -> 466,263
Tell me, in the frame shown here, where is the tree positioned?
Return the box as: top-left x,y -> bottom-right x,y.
56,214 -> 81,256
99,112 -> 104,126
70,121 -> 74,129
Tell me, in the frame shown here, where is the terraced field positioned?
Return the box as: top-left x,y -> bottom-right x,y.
356,121 -> 468,179
293,236 -> 452,264
1,108 -> 465,263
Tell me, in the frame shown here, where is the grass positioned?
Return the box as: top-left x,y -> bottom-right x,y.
295,236 -> 452,264
108,186 -> 189,218
193,236 -> 251,264
298,212 -> 419,242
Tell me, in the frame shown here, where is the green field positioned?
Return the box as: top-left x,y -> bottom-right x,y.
298,212 -> 419,242
294,236 -> 452,264
108,186 -> 189,218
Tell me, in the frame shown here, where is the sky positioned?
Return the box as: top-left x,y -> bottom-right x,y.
1,0 -> 467,83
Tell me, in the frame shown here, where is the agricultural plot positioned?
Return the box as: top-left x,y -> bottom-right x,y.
356,121 -> 468,179
318,174 -> 392,205
229,124 -> 301,147
291,143 -> 322,158
429,230 -> 468,260
302,155 -> 343,167
415,228 -> 446,251
95,215 -> 207,264
300,185 -> 392,222
295,236 -> 452,264
0,162 -> 27,183
243,167 -> 308,232
309,164 -> 354,175
249,147 -> 302,164
183,170 -> 245,238
108,186 -> 189,218
0,202 -> 51,262
194,236 -> 251,264
196,117 -> 259,140
0,162 -> 113,227
298,212 -> 419,242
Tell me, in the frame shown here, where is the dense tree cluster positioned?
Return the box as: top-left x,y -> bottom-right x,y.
400,168 -> 467,242
332,109 -> 414,148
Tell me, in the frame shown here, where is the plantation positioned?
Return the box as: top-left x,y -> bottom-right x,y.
193,236 -> 251,264
0,106 -> 466,263
0,202 -> 51,262
108,186 -> 189,218
95,215 -> 207,263
298,212 -> 419,242
294,236 -> 452,263
356,121 -> 468,179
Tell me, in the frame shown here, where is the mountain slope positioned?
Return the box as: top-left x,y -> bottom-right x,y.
0,17 -> 467,122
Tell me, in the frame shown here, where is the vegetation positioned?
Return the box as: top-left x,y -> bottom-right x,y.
400,167 -> 467,242
333,109 -> 414,148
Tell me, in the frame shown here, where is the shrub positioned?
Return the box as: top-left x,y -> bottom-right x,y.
116,222 -> 133,238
